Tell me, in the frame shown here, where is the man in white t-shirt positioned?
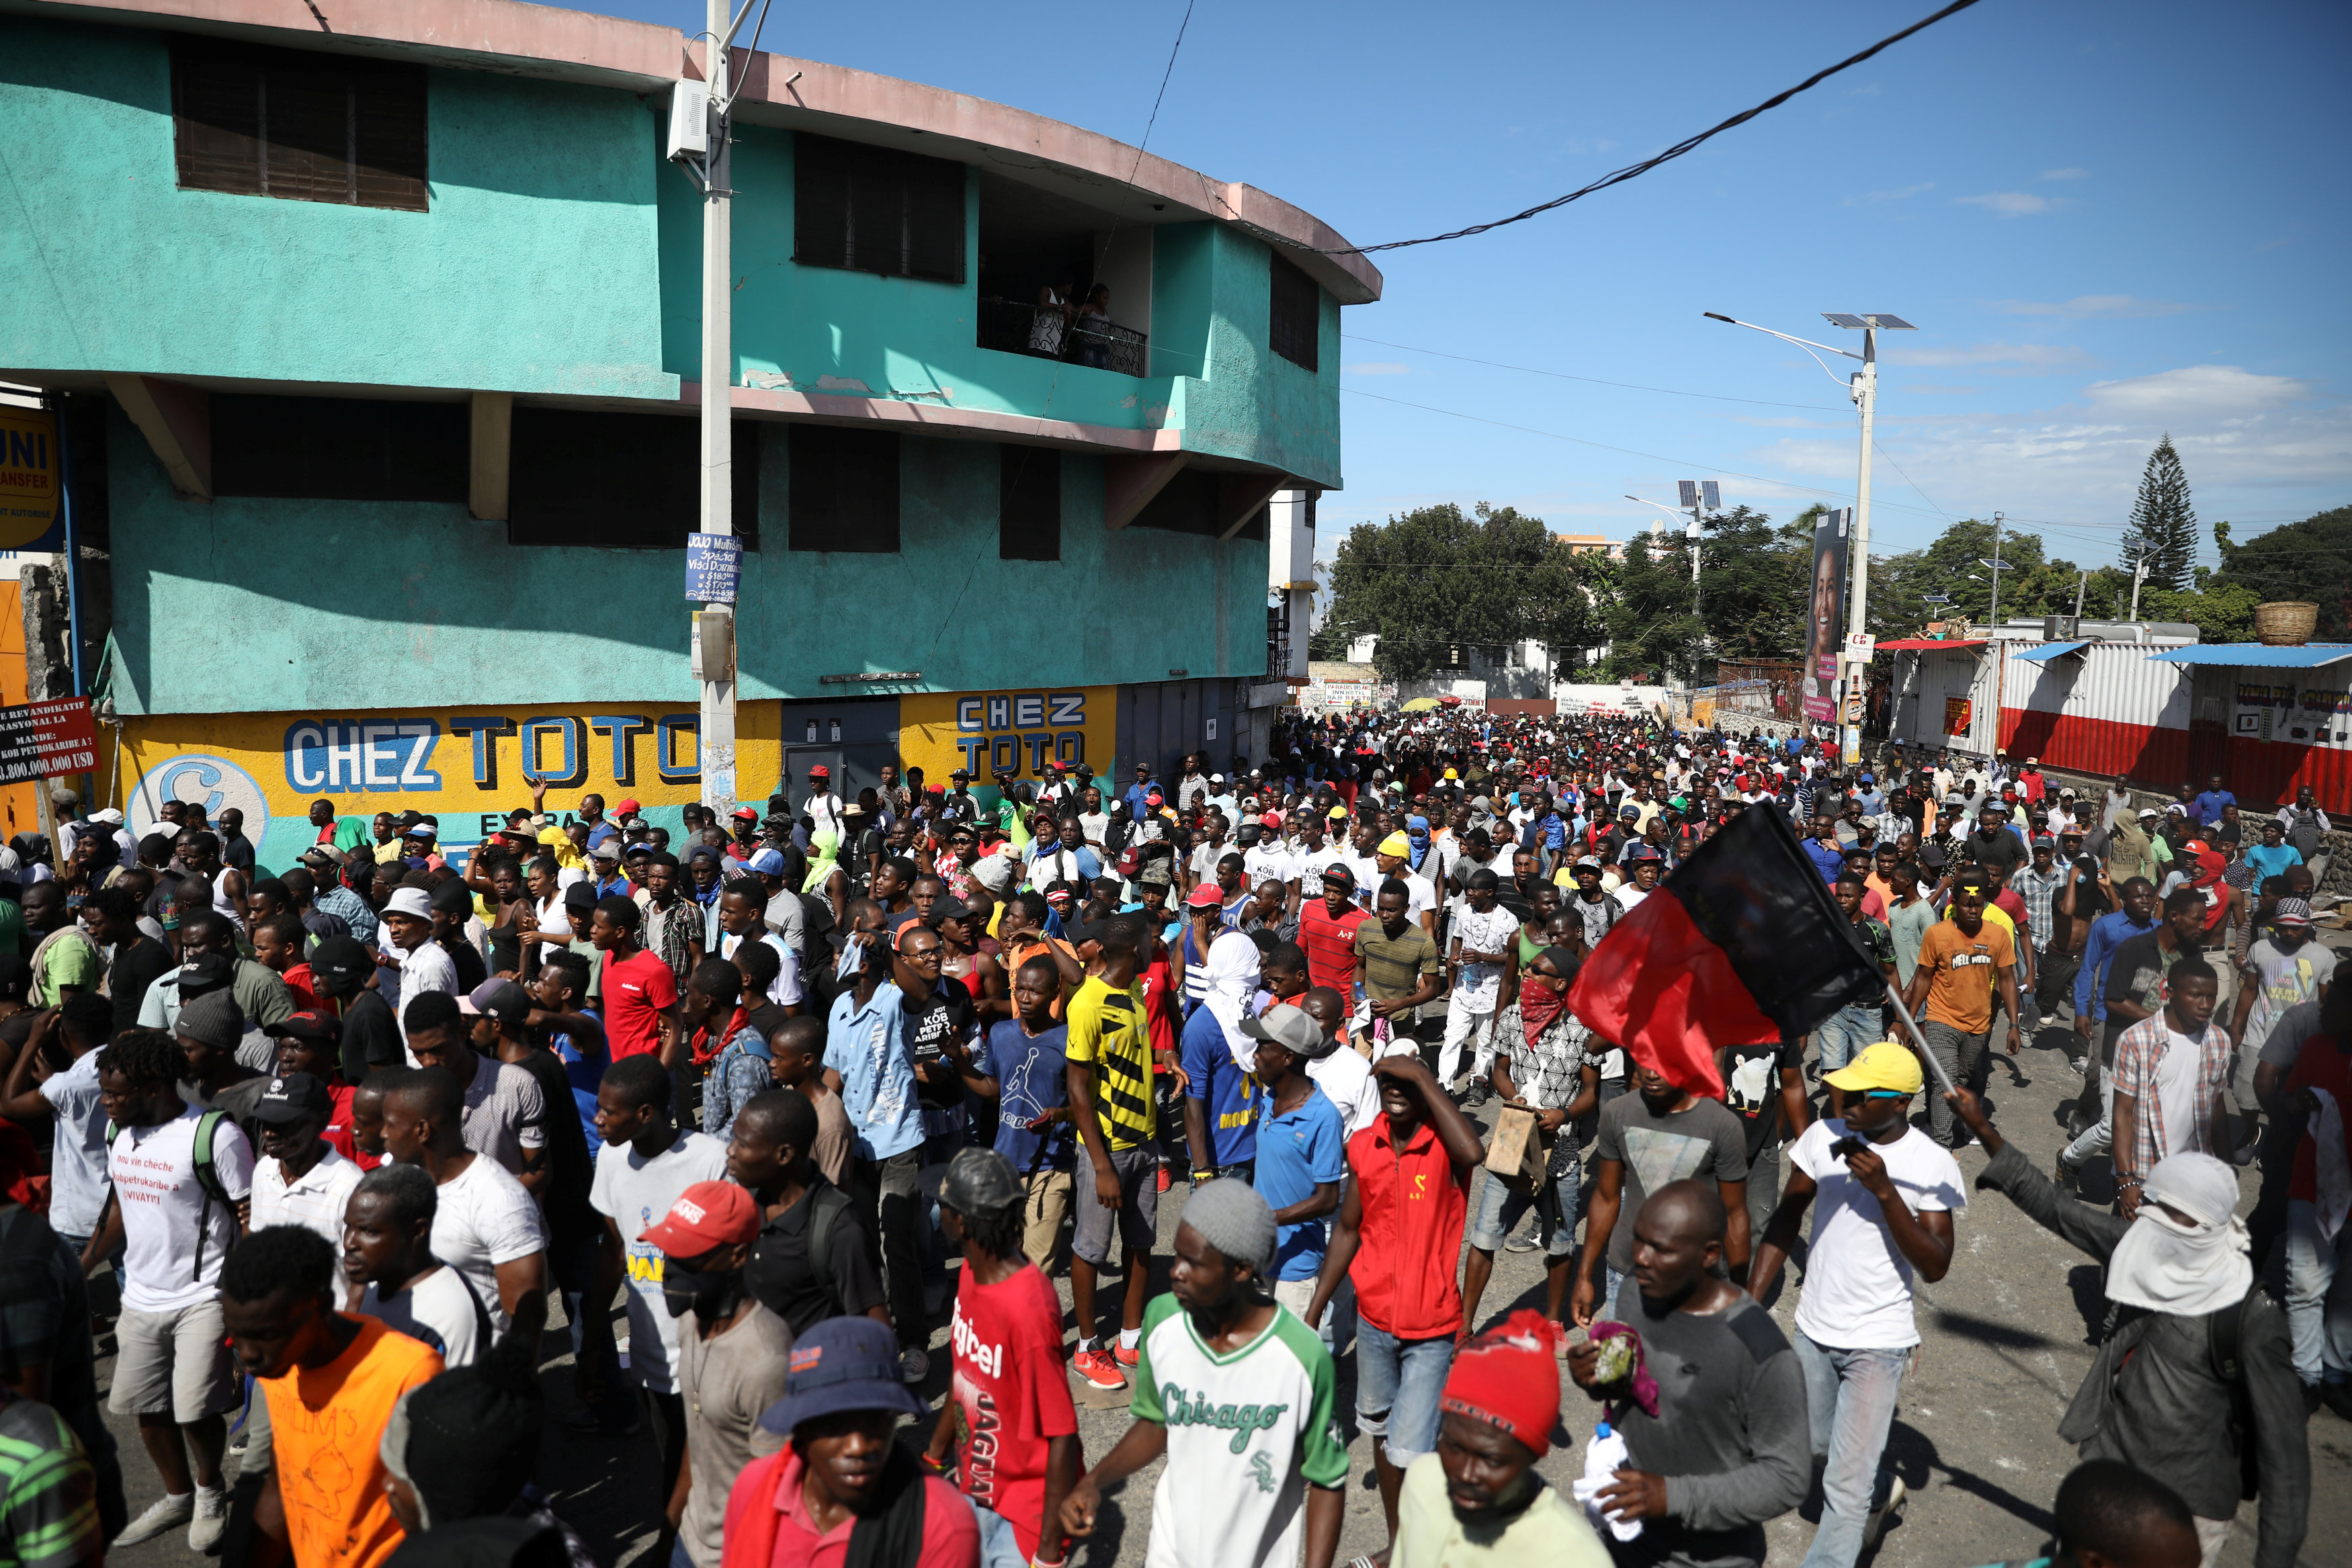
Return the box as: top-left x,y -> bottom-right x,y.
380,887 -> 456,1057
1441,871 -> 1519,1100
1240,824 -> 1298,912
247,1073 -> 364,1307
92,1030 -> 256,1550
345,1162 -> 490,1368
1613,849 -> 1663,911
404,990 -> 546,1186
1272,998 -> 1380,1138
587,1054 -> 730,1500
380,1064 -> 546,1342
1747,1043 -> 1964,1568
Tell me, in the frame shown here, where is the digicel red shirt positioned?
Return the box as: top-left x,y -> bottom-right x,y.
948,1263 -> 1079,1559
600,947 -> 679,1059
1298,899 -> 1369,998
1345,1116 -> 1471,1339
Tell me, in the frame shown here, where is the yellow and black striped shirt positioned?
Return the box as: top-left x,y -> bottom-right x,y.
1064,975 -> 1154,1151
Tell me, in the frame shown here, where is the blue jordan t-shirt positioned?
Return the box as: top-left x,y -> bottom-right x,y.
1179,1005 -> 1259,1169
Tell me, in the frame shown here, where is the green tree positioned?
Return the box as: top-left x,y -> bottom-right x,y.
2209,505 -> 2352,640
1316,503 -> 1602,682
1693,505 -> 1810,662
2118,435 -> 2199,591
1869,519 -> 2083,631
1602,529 -> 1701,683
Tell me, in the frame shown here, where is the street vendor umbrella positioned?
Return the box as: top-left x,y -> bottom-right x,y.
1398,697 -> 1441,712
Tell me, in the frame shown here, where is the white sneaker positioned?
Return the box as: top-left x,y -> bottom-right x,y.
113,1492 -> 194,1548
1861,1475 -> 1908,1551
190,1485 -> 230,1552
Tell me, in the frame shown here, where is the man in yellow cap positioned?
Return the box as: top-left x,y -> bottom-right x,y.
1375,831 -> 1437,939
1747,1042 -> 1966,1568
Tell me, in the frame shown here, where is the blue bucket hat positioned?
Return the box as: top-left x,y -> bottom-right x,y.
755,1317 -> 927,1436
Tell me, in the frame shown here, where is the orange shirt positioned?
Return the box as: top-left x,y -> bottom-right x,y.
263,1315 -> 444,1568
1915,917 -> 2015,1036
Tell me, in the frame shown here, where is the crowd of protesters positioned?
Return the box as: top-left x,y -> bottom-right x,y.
0,701 -> 2332,1568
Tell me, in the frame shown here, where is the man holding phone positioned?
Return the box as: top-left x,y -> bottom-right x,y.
1749,1043 -> 1964,1568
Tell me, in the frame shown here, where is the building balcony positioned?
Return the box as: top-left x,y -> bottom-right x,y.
976,299 -> 1148,378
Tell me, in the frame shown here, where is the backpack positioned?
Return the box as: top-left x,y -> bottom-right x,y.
2207,1282 -> 2265,1502
106,1109 -> 234,1283
802,1182 -> 851,1317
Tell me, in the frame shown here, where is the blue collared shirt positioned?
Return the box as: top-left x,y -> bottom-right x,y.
2074,907 -> 2158,1024
825,983 -> 924,1160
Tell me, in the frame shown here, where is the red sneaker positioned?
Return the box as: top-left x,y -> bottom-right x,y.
1114,1341 -> 1140,1368
1073,1348 -> 1128,1390
1157,1164 -> 1171,1193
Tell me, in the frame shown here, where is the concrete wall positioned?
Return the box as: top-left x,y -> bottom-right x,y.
103,404 -> 1268,716
0,19 -> 675,400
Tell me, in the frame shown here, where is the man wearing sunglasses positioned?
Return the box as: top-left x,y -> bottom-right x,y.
1747,1043 -> 1966,1568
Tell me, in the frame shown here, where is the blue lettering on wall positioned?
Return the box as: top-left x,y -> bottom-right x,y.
521,717 -> 585,787
590,715 -> 651,785
283,720 -> 445,793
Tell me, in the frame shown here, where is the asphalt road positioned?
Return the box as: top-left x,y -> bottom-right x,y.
97,991 -> 2352,1567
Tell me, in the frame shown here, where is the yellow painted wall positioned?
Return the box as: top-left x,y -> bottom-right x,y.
885,687 -> 1116,787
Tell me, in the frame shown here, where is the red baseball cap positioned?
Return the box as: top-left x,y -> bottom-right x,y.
1185,883 -> 1223,909
638,1180 -> 759,1255
808,764 -> 829,777
612,797 -> 641,816
730,806 -> 759,820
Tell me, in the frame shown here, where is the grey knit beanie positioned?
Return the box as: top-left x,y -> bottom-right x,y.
173,988 -> 245,1055
1179,1178 -> 1276,1276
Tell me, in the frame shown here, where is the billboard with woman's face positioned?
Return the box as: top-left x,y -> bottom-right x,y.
1802,508 -> 1850,723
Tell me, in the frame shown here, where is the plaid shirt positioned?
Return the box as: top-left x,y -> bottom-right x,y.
2009,863 -> 2066,953
1497,1000 -> 1591,1172
2111,1014 -> 2232,1178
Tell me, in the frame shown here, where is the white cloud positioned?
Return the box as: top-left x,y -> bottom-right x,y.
1343,362 -> 1410,377
1721,365 -> 2351,554
1990,294 -> 2199,320
1957,191 -> 2066,216
2039,167 -> 2091,181
1886,342 -> 2096,372
2081,365 -> 2313,421
1844,181 -> 1934,206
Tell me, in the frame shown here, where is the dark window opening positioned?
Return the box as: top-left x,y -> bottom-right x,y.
794,133 -> 965,285
999,447 -> 1061,561
1268,253 -> 1320,372
212,395 -> 466,502
171,37 -> 429,212
509,410 -> 759,549
790,426 -> 900,552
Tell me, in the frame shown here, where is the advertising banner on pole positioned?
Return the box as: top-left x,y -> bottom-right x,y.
1802,509 -> 1850,724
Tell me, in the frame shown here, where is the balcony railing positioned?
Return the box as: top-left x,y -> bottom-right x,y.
977,298 -> 1149,377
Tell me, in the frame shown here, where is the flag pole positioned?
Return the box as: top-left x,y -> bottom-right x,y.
1880,979 -> 1960,1098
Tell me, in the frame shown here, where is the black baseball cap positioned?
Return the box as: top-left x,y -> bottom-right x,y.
263,1009 -> 342,1045
307,936 -> 373,994
253,1073 -> 332,1125
923,1147 -> 1023,1217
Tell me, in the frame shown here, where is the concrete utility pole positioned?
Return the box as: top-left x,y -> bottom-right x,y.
1986,511 -> 2004,631
694,0 -> 743,816
1704,311 -> 1911,767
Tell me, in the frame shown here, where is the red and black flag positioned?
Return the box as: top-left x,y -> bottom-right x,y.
1567,803 -> 1880,1098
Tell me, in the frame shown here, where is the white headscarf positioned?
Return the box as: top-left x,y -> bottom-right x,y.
2105,1151 -> 2251,1319
1202,930 -> 1263,1072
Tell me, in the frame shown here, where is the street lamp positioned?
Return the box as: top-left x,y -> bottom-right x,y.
1705,310 -> 1914,763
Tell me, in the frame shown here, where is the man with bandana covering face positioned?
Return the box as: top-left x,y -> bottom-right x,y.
1948,1086 -> 2308,1568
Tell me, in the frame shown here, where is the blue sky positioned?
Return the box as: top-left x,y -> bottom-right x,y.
595,0 -> 2350,570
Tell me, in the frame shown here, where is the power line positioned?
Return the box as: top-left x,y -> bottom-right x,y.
1341,334 -> 1846,412
1318,0 -> 1987,255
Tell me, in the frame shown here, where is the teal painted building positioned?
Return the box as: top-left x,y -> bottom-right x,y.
0,0 -> 1378,852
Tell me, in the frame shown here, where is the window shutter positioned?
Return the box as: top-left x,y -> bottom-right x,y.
999,448 -> 1060,561
790,426 -> 900,552
171,38 -> 427,212
1269,253 -> 1320,372
794,133 -> 962,285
